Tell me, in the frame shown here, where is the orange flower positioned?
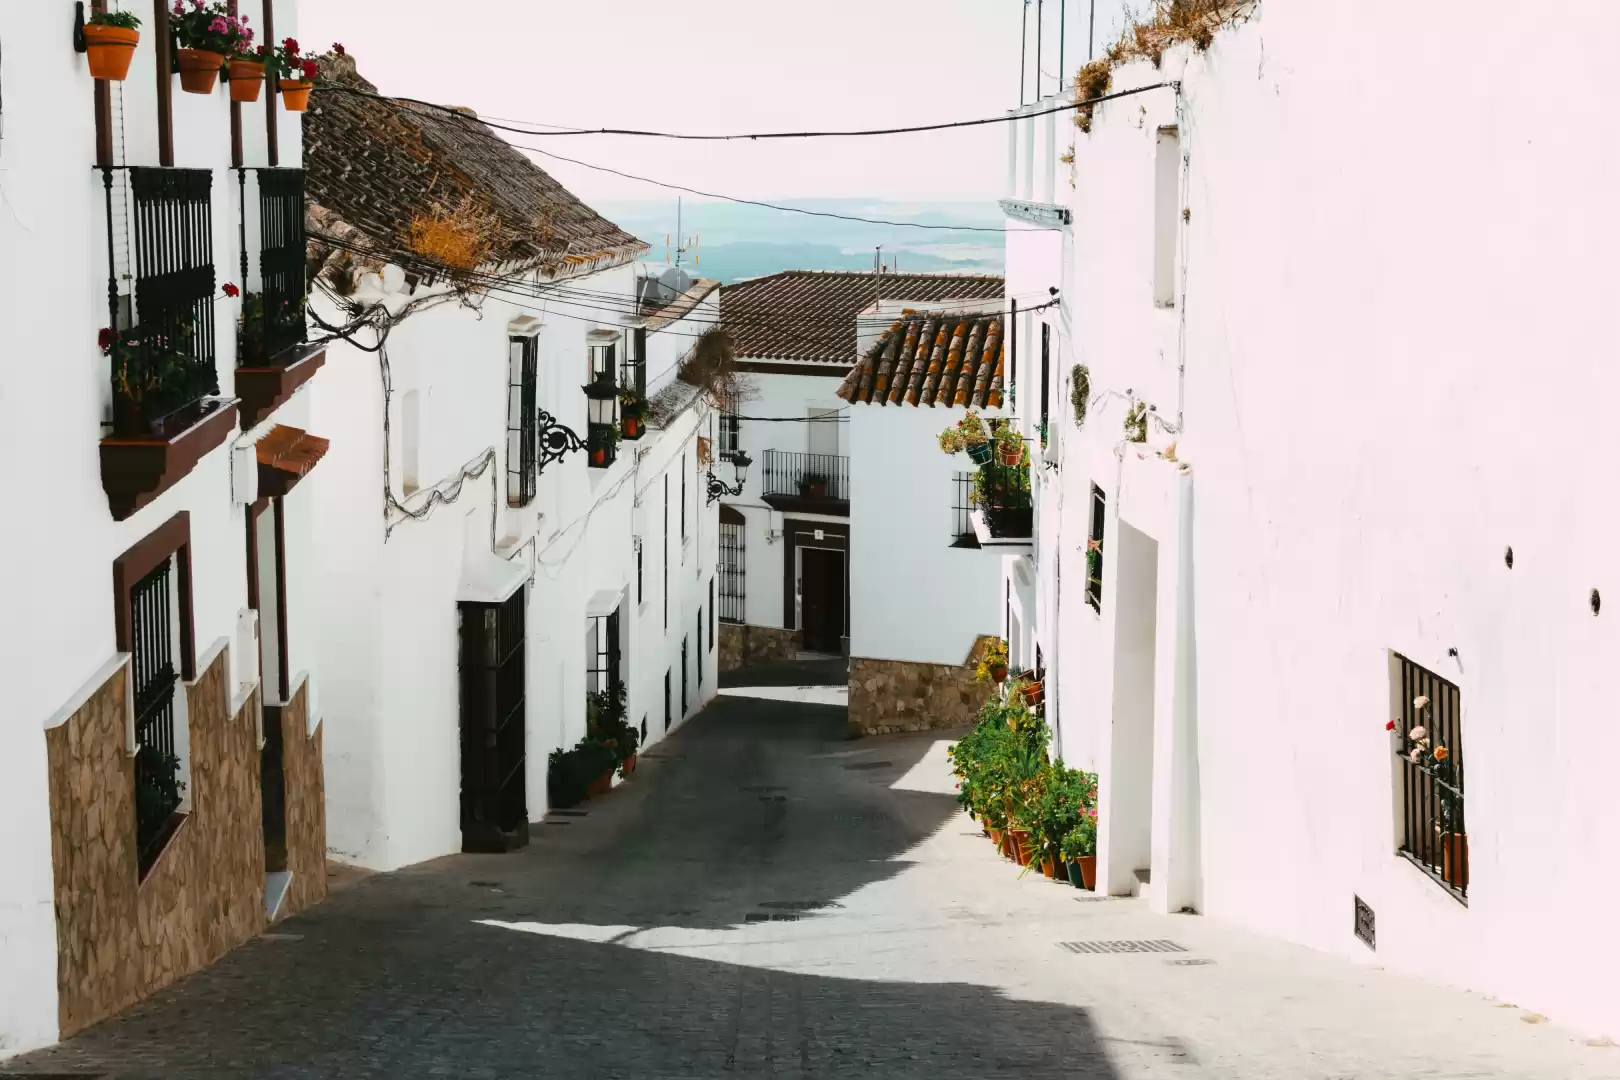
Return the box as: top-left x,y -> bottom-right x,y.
1434,746 -> 1449,761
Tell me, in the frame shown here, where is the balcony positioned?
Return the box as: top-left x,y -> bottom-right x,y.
760,450 -> 849,516
969,460 -> 1033,549
100,166 -> 237,521
235,168 -> 324,429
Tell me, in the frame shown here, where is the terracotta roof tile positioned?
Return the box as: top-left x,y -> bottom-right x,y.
721,270 -> 1003,364
837,312 -> 1004,410
304,55 -> 647,277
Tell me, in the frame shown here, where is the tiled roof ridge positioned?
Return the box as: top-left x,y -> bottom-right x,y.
836,310 -> 1005,410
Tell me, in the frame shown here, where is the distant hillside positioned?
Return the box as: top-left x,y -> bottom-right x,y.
599,199 -> 1005,284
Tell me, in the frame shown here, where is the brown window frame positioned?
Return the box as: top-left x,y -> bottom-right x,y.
113,511 -> 197,680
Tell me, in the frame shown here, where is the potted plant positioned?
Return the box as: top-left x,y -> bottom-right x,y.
587,421 -> 621,467
170,2 -> 251,95
84,10 -> 142,81
227,35 -> 266,103
1061,807 -> 1099,890
1124,400 -> 1149,444
265,37 -> 318,112
618,390 -> 647,440
995,423 -> 1023,466
975,637 -> 1009,685
1395,696 -> 1467,888
937,426 -> 966,456
1019,675 -> 1045,707
798,472 -> 830,499
958,411 -> 993,465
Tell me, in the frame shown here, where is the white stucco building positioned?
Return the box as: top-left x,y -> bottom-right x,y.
1021,0 -> 1620,1042
714,271 -> 1004,672
304,55 -> 720,871
1,0 -> 328,1057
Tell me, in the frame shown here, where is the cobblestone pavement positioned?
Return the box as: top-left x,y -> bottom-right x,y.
8,666 -> 1617,1079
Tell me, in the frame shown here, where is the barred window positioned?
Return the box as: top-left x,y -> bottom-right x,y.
950,471 -> 980,549
719,518 -> 746,623
1392,655 -> 1467,901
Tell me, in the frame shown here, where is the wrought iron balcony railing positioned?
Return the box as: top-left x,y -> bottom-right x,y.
977,461 -> 1032,539
105,167 -> 220,439
238,168 -> 310,368
761,450 -> 849,503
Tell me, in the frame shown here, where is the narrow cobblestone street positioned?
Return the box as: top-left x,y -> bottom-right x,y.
9,663 -> 1614,1079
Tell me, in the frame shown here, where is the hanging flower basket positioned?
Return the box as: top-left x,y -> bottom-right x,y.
177,49 -> 225,94
1020,679 -> 1045,706
227,58 -> 265,102
84,21 -> 141,81
966,440 -> 993,466
280,79 -> 314,112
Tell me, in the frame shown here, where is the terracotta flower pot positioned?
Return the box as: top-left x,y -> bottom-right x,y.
177,49 -> 225,94
228,58 -> 265,102
623,753 -> 637,775
991,664 -> 1008,684
1000,448 -> 1022,466
1020,680 -> 1045,706
1442,832 -> 1468,889
587,772 -> 613,797
84,24 -> 140,81
1067,856 -> 1097,890
1010,829 -> 1032,866
988,827 -> 1003,849
280,79 -> 314,112
1041,857 -> 1057,879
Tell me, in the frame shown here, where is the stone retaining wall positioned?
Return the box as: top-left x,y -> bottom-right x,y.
718,623 -> 799,672
847,656 -> 985,737
45,649 -> 329,1036
277,682 -> 328,922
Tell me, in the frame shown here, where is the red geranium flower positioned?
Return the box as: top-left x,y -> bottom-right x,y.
98,327 -> 116,354
1384,720 -> 1396,731
332,42 -> 346,56
222,282 -> 241,298
282,37 -> 300,54
301,58 -> 319,80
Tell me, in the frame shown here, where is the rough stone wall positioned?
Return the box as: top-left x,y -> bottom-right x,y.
46,652 -> 266,1038
277,683 -> 328,921
718,623 -> 800,672
847,656 -> 986,737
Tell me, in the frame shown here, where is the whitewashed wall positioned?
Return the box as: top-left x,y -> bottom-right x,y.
1048,0 -> 1620,1040
0,0 -> 306,1057
847,407 -> 1005,666
311,267 -> 718,871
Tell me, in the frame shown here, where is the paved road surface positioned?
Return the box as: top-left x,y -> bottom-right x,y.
8,665 -> 1613,1078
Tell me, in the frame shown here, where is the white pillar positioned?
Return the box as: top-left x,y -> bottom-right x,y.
1020,110 -> 1036,202
1041,101 -> 1058,204
1006,110 -> 1020,199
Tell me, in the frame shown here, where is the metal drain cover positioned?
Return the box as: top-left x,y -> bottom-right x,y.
758,795 -> 788,803
842,761 -> 893,771
1059,940 -> 1187,954
550,809 -> 589,817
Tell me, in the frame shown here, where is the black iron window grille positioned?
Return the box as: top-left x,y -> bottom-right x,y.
761,450 -> 849,502
239,168 -> 308,367
1086,484 -> 1105,611
585,338 -> 619,469
720,522 -> 746,623
719,400 -> 742,462
507,335 -> 539,506
458,591 -> 528,851
636,538 -> 645,605
106,167 -> 220,438
978,460 -> 1033,539
664,669 -> 672,731
681,456 -> 688,538
1393,655 -> 1467,901
587,609 -> 622,695
709,578 -> 717,646
131,559 -> 182,877
681,636 -> 689,715
663,476 -> 670,630
697,613 -> 704,688
951,471 -> 981,549
620,328 -> 648,400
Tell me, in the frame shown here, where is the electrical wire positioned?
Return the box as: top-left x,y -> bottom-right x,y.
314,81 -> 1174,142
507,142 -> 1045,234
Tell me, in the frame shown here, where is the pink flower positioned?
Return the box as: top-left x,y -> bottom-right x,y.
173,1 -> 184,14
209,16 -> 228,33
190,0 -> 204,8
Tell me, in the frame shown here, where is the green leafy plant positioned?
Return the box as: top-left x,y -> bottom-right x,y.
170,1 -> 253,56
994,423 -> 1023,460
261,36 -> 319,82
101,322 -> 216,434
617,388 -> 648,419
1070,364 -> 1090,427
90,10 -> 142,29
1124,401 -> 1148,443
237,290 -> 307,366
937,427 -> 967,455
975,637 -> 1009,683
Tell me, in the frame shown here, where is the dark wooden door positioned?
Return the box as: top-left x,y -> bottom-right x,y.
800,548 -> 846,654
458,591 -> 528,853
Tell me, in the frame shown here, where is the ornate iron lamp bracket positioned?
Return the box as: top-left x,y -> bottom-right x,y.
536,409 -> 588,474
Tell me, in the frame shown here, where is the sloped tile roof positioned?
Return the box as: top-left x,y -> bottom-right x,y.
836,312 -> 1004,409
303,54 -> 647,277
721,270 -> 1004,364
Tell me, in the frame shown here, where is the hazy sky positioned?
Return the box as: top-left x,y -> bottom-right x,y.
300,0 -> 1122,206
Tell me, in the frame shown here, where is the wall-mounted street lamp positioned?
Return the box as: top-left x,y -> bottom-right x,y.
705,450 -> 752,505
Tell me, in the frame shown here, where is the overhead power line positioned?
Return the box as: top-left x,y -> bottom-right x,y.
314,81 -> 1173,141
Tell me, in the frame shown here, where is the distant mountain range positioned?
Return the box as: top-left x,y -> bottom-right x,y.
595,199 -> 1005,284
